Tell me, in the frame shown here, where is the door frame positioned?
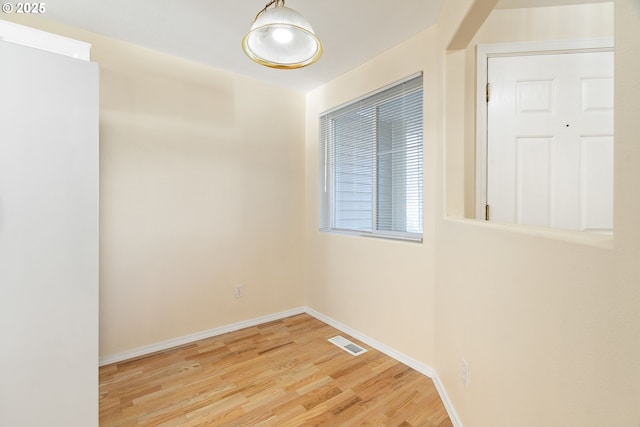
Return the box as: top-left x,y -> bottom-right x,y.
475,38 -> 614,220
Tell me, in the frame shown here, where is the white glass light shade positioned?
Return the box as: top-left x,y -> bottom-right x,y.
242,5 -> 323,69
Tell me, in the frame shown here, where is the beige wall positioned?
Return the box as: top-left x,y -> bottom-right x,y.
307,0 -> 639,426
5,15 -> 307,358
6,0 -> 640,424
305,28 -> 440,363
96,43 -> 307,357
437,1 -> 639,427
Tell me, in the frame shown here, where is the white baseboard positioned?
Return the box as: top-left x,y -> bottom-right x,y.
98,306 -> 462,427
305,307 -> 435,376
430,374 -> 463,427
98,307 -> 306,366
304,307 -> 463,427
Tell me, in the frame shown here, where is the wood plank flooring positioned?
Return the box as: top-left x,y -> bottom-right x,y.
99,314 -> 453,426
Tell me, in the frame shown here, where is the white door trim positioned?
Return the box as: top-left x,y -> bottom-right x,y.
475,38 -> 614,220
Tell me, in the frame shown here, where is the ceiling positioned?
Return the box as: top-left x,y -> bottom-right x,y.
42,0 -> 607,91
43,0 -> 446,92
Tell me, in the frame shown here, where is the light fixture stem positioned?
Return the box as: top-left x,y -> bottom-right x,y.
253,0 -> 286,23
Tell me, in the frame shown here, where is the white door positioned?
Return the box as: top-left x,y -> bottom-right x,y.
486,51 -> 614,232
0,39 -> 99,426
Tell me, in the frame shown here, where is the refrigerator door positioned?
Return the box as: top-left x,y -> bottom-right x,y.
0,38 -> 99,427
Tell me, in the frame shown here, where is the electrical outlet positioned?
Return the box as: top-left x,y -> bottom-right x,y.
461,359 -> 470,388
234,285 -> 244,298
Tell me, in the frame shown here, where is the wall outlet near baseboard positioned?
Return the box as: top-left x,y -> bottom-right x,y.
234,285 -> 244,298
461,359 -> 470,388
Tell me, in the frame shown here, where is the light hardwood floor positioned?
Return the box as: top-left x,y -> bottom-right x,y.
99,314 -> 453,426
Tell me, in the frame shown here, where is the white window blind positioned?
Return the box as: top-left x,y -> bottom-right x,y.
319,73 -> 423,241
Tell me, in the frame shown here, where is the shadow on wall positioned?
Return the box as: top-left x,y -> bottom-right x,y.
99,64 -> 237,136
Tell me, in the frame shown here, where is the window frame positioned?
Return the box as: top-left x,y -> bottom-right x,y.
319,72 -> 424,243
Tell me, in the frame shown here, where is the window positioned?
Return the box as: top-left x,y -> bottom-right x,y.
319,74 -> 423,241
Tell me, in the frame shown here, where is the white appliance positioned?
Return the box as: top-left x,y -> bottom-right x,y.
0,21 -> 99,427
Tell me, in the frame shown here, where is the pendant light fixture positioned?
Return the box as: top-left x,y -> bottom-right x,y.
242,0 -> 323,69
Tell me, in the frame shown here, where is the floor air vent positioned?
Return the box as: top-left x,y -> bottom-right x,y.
328,336 -> 367,356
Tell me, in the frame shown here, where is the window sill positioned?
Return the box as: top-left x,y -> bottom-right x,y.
319,228 -> 423,244
443,217 -> 614,249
